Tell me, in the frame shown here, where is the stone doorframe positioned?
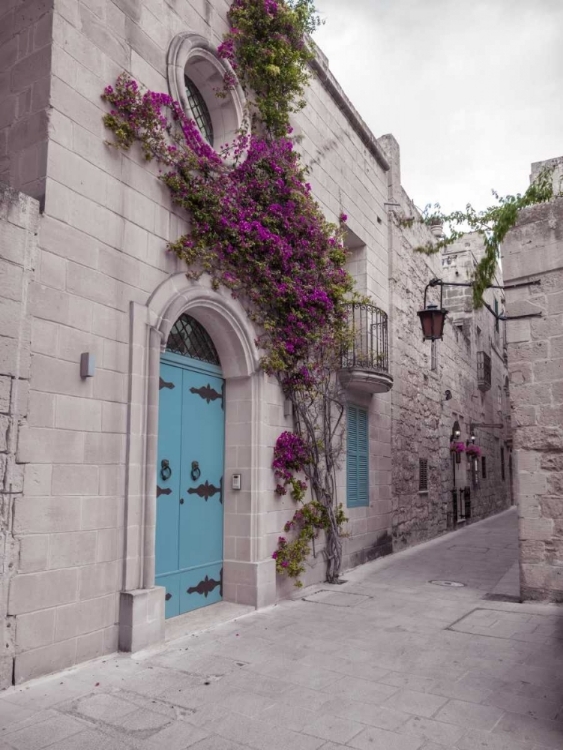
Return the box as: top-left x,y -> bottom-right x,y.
119,273 -> 277,653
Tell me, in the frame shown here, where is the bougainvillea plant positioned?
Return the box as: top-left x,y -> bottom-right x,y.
219,0 -> 321,137
273,431 -> 310,500
102,0 -> 351,587
449,442 -> 466,454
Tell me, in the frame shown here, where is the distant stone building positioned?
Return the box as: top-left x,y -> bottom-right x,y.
380,135 -> 512,551
503,156 -> 563,602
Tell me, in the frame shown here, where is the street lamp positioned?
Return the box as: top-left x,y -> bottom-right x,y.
418,277 -> 543,342
418,280 -> 448,341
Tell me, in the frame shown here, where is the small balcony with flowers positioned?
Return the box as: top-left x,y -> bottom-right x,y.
339,302 -> 393,394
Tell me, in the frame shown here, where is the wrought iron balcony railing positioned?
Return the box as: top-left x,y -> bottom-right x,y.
477,351 -> 492,391
342,302 -> 390,372
340,302 -> 393,394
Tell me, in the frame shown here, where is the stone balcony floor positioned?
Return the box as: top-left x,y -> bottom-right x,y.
2,507 -> 563,750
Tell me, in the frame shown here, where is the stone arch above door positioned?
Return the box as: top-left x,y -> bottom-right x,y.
119,274 -> 274,654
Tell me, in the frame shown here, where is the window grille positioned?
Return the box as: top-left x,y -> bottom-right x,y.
477,351 -> 492,391
347,406 -> 369,508
482,456 -> 487,479
419,459 -> 428,492
166,314 -> 220,365
185,75 -> 214,145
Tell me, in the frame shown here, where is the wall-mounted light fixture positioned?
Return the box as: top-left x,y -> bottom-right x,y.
80,353 -> 95,378
418,278 -> 543,342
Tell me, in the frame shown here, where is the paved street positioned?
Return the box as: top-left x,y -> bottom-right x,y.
1,508 -> 563,750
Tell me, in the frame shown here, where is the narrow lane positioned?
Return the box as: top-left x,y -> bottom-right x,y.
2,508 -> 563,750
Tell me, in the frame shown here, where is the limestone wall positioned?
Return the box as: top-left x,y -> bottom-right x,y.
0,0 -> 393,683
0,0 -> 54,202
0,184 -> 39,689
380,134 -> 512,551
503,170 -> 563,602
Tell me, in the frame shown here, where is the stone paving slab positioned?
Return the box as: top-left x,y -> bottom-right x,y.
1,508 -> 563,749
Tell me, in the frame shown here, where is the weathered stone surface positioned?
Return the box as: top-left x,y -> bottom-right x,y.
504,173 -> 563,603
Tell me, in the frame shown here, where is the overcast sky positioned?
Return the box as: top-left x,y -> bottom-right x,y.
314,0 -> 563,214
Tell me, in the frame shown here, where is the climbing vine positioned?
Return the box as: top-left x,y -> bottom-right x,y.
103,0 -> 351,587
219,0 -> 321,137
403,168 -> 557,307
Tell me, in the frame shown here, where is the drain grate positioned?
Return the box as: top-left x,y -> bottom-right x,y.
429,580 -> 466,588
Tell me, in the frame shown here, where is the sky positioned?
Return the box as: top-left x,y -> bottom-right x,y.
314,0 -> 563,214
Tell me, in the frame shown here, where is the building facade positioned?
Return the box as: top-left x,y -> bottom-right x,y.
382,136 -> 512,552
0,0 -> 512,687
503,156 -> 563,602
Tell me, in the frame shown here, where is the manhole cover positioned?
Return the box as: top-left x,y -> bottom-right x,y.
429,580 -> 466,588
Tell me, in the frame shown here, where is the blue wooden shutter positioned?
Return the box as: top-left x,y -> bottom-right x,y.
347,406 -> 369,508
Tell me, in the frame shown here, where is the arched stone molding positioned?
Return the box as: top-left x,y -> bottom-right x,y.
119,274 -> 276,653
167,32 -> 247,154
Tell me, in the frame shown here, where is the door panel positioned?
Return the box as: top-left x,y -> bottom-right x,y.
180,563 -> 223,614
156,355 -> 225,619
156,363 -> 183,579
159,572 -> 181,619
179,369 -> 224,573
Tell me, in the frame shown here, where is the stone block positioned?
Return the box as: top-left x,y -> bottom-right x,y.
534,358 -> 563,384
81,495 -> 121,530
0,375 -> 11,413
0,414 -> 8,451
118,587 -> 165,653
18,534 -> 49,573
31,317 -> 59,356
54,394 -> 102,432
520,517 -> 554,542
15,608 -> 55,652
539,404 -> 563,427
76,628 -> 107,663
520,540 -> 545,564
546,472 -> 563,495
28,390 -> 54,427
78,560 -> 119,600
0,296 -> 24,339
54,593 -> 116,641
101,400 -> 127,433
14,496 -> 82,534
23,463 -> 52,495
29,281 -> 69,325
38,250 -> 66,290
49,530 -> 97,569
18,425 -> 85,463
51,464 -> 99,496
548,290 -> 563,315
11,44 -> 51,91
80,4 -> 130,68
84,432 -> 125,464
9,568 -> 79,615
0,258 -> 24,302
14,637 -> 77,684
96,527 -> 118,562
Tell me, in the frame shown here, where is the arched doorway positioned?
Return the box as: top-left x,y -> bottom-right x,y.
156,313 -> 225,618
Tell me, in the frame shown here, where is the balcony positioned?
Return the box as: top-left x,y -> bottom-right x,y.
477,351 -> 492,391
339,302 -> 393,394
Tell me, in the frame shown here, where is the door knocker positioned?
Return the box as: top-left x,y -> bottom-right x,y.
160,459 -> 172,481
191,461 -> 201,482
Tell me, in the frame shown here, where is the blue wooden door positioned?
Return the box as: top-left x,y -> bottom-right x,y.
156,351 -> 225,619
